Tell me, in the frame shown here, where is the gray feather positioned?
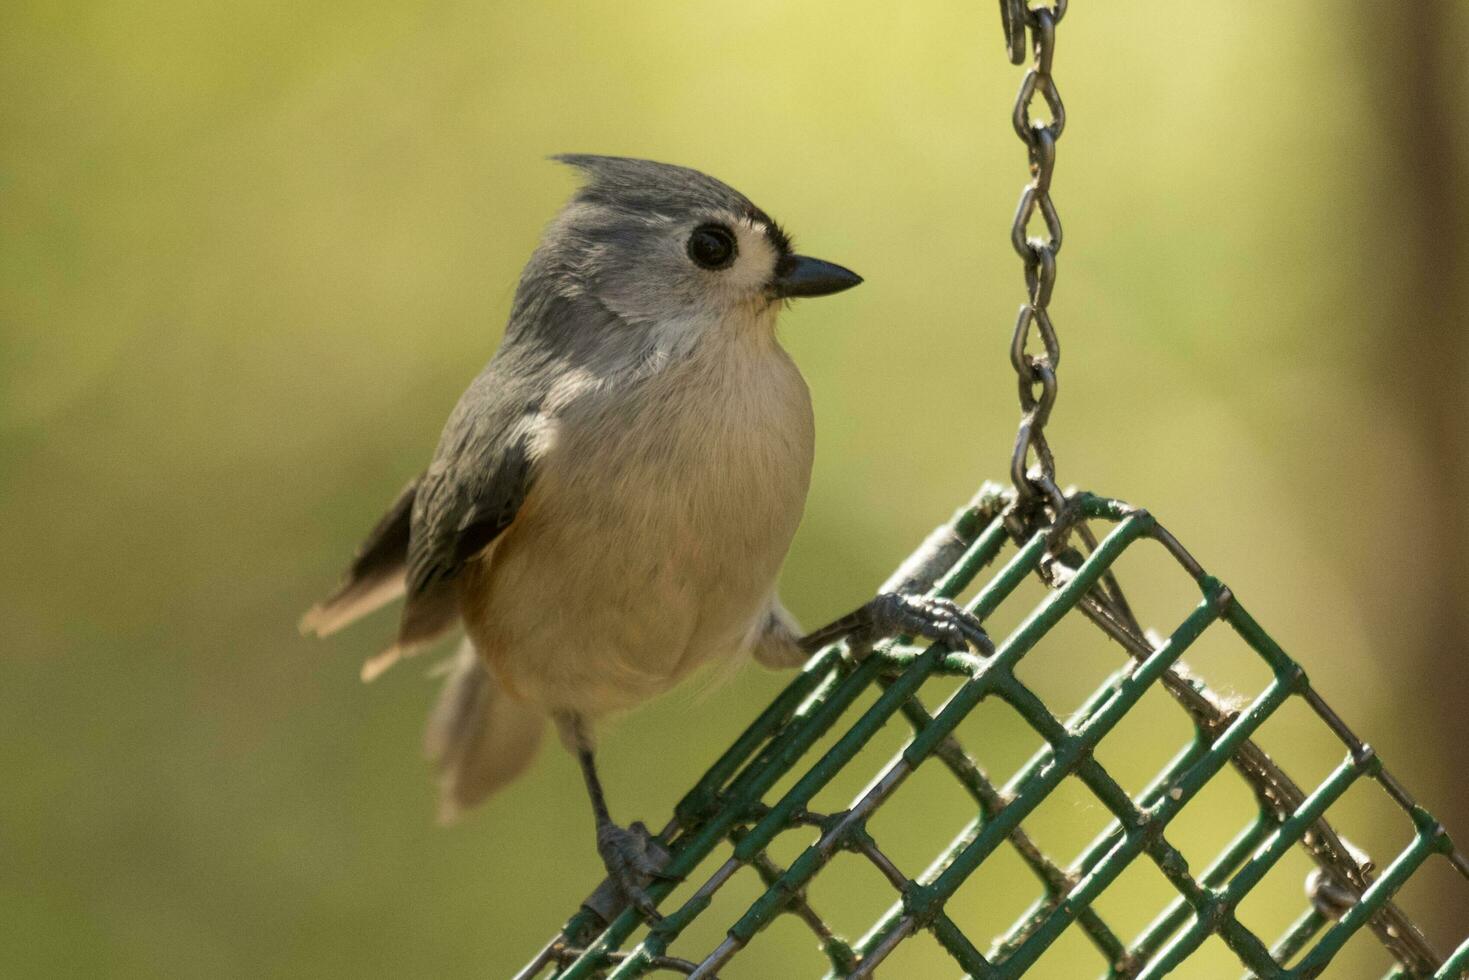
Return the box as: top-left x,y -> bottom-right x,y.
406,414 -> 534,596
554,155 -> 788,248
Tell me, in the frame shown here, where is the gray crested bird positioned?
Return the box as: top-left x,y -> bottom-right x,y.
302,155 -> 988,918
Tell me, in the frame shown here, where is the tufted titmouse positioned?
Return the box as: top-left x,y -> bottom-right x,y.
302,155 -> 988,917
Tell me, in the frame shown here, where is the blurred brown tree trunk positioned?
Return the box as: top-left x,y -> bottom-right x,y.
1358,0 -> 1469,947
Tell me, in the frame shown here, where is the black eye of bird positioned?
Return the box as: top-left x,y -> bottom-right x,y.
687,224 -> 738,270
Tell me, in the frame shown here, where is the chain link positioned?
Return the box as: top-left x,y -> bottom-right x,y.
1005,0 -> 1068,512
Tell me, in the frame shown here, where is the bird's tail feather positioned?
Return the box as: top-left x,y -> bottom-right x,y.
300,573 -> 405,639
424,640 -> 544,823
299,475 -> 422,638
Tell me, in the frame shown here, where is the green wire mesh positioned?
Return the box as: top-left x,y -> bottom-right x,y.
519,485 -> 1469,978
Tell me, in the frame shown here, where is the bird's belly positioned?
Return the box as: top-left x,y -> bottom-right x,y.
465,483 -> 795,717
461,382 -> 813,719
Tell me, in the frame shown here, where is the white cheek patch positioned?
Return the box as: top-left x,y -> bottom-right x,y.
725,216 -> 780,295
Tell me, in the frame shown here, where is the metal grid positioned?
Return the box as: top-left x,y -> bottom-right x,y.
519,485 -> 1469,979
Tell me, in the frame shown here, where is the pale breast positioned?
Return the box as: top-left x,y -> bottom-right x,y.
461,328 -> 815,718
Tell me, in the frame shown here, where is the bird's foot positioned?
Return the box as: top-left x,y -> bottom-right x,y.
801,592 -> 992,658
595,819 -> 674,922
858,592 -> 992,654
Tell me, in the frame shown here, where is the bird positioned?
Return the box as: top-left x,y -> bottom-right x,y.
301,155 -> 989,918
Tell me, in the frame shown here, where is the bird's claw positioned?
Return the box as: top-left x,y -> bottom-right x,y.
864,592 -> 992,654
798,593 -> 992,661
596,820 -> 673,922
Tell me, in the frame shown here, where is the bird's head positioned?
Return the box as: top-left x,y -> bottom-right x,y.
536,154 -> 861,330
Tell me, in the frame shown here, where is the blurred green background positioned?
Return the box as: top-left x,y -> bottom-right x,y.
4,1 -> 1467,976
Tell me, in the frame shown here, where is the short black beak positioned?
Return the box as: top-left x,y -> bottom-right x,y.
771,255 -> 863,299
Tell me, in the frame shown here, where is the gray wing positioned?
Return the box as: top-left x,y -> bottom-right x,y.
406,382 -> 540,597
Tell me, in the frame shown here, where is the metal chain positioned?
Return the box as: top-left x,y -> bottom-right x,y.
1003,0 -> 1068,515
